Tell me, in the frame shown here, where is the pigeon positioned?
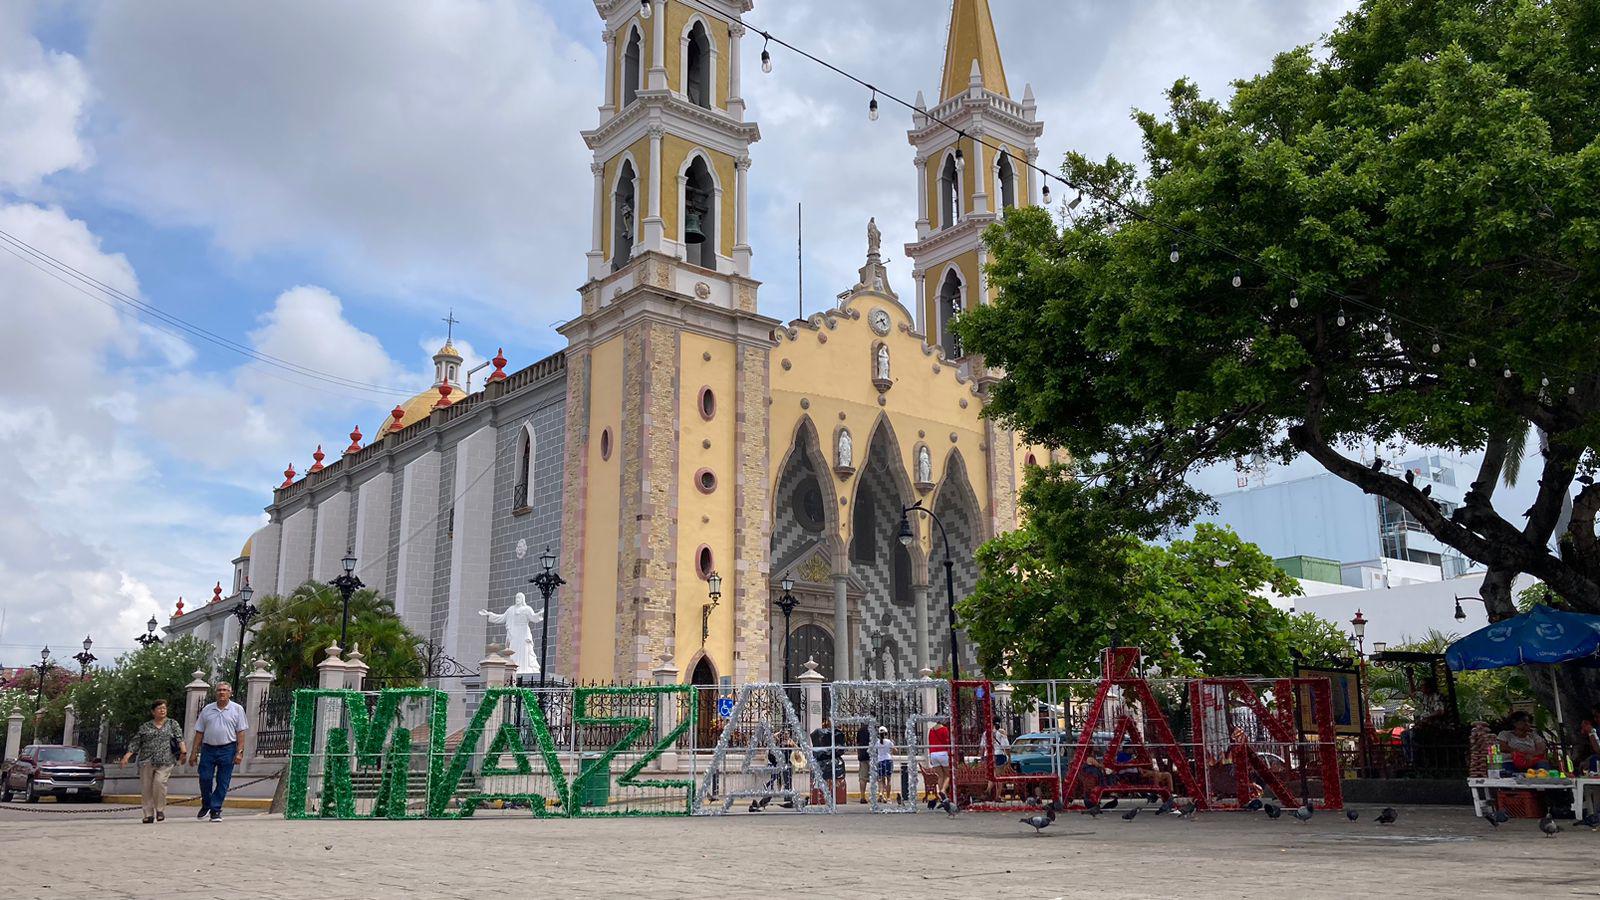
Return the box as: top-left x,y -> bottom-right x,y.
1483,811 -> 1505,828
940,798 -> 958,817
1178,800 -> 1198,820
1580,812 -> 1600,830
1346,809 -> 1359,822
1101,797 -> 1119,810
1121,806 -> 1140,821
1264,802 -> 1283,820
1156,798 -> 1175,816
1371,456 -> 1384,472
1292,804 -> 1314,824
1539,814 -> 1561,838
1145,792 -> 1161,805
1404,469 -> 1415,485
1020,807 -> 1058,834
1421,484 -> 1432,498
1376,807 -> 1397,825
1244,798 -> 1264,812
1084,804 -> 1103,818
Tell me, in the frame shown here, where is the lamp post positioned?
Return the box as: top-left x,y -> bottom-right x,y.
775,573 -> 798,684
897,501 -> 959,681
528,547 -> 565,692
135,615 -> 162,647
330,548 -> 364,651
870,628 -> 885,680
31,647 -> 53,738
1453,595 -> 1487,622
230,581 -> 257,689
700,572 -> 723,646
72,636 -> 96,680
1350,609 -> 1371,776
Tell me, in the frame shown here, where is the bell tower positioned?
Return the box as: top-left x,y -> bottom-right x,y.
905,0 -> 1043,362
560,0 -> 776,685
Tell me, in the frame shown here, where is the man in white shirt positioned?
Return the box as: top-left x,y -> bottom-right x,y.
191,682 -> 249,822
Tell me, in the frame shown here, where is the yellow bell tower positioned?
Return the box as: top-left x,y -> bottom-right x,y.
905,0 -> 1044,362
560,0 -> 777,685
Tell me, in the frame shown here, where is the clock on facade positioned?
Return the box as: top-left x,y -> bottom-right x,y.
869,308 -> 891,336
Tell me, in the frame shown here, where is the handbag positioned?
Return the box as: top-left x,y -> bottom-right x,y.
168,723 -> 182,758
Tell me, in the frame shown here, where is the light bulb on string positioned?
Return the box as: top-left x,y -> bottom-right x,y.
1570,386 -> 1578,396
1431,336 -> 1441,354
1469,355 -> 1477,368
868,90 -> 879,121
1504,368 -> 1513,379
1336,306 -> 1346,327
1169,243 -> 1180,264
639,0 -> 652,20
1542,376 -> 1550,388
761,36 -> 772,73
1068,192 -> 1083,210
1231,270 -> 1242,288
955,141 -> 964,165
1041,180 -> 1051,204
1288,290 -> 1299,309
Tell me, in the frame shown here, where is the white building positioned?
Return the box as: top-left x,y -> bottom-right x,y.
1261,571 -> 1537,651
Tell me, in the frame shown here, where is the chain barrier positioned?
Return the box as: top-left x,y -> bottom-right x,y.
0,772 -> 280,815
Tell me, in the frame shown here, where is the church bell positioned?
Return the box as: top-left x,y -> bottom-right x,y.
684,209 -> 706,244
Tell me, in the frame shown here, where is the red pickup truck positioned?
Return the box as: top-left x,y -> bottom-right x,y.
2,744 -> 104,803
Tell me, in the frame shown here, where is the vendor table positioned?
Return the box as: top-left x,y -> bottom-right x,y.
1468,776 -> 1600,818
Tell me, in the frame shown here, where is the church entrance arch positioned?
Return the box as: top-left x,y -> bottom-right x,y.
691,655 -> 719,748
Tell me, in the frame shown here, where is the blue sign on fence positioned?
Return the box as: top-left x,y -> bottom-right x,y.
716,697 -> 736,718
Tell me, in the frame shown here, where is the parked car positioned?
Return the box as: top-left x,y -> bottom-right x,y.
1,745 -> 104,803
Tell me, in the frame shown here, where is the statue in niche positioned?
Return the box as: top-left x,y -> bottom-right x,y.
618,197 -> 634,243
916,445 -> 932,484
478,592 -> 544,675
875,344 -> 891,382
837,429 -> 853,469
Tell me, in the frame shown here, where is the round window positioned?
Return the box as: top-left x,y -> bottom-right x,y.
601,428 -> 613,461
698,386 -> 716,420
794,476 -> 825,532
695,468 -> 717,494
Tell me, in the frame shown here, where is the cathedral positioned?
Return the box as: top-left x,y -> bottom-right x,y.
170,0 -> 1050,708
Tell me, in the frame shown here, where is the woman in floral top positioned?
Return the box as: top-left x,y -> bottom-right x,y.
121,699 -> 187,824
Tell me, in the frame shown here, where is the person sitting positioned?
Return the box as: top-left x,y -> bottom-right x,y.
1580,703 -> 1600,774
1497,711 -> 1550,769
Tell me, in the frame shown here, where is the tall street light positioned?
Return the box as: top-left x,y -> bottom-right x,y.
331,548 -> 365,651
898,500 -> 960,681
32,647 -> 54,734
135,615 -> 162,647
700,572 -> 722,646
774,573 -> 798,684
72,636 -> 96,680
1349,608 -> 1371,775
231,581 -> 257,689
528,547 -> 565,692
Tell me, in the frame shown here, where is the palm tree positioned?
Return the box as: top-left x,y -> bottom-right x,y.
245,582 -> 424,687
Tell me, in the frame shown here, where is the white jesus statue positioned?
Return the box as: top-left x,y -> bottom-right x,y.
479,592 -> 544,676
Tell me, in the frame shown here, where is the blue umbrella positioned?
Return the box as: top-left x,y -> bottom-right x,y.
1445,605 -> 1600,671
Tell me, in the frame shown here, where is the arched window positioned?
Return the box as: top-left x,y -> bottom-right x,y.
892,542 -> 913,607
997,151 -> 1017,210
851,483 -> 876,564
622,27 -> 642,108
514,424 -> 535,510
939,153 -> 960,229
612,159 -> 636,271
685,21 -> 711,109
683,155 -> 717,270
938,268 -> 964,359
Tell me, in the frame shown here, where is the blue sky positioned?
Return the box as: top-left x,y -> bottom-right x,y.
0,0 -> 1389,664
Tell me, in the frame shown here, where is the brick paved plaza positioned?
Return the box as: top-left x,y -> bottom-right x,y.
0,805 -> 1594,898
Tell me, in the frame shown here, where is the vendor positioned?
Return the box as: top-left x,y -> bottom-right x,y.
1496,711 -> 1549,769
1581,702 -> 1600,774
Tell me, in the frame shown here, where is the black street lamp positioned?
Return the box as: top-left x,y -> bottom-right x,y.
1454,595 -> 1487,622
870,628 -> 885,680
330,548 -> 365,651
1349,609 -> 1371,775
32,647 -> 54,726
774,573 -> 798,684
231,580 -> 257,689
528,547 -> 565,692
898,500 -> 960,681
135,615 -> 162,647
700,571 -> 722,646
72,635 -> 96,680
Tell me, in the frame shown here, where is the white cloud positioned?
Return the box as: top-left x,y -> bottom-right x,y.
83,0 -> 598,326
0,2 -> 91,193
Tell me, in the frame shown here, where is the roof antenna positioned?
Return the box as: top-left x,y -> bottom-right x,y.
797,202 -> 804,321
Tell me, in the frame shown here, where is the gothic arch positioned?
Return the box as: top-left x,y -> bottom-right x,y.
938,149 -> 963,229
678,149 -> 722,270
610,151 -> 640,271
621,24 -> 644,109
847,413 -> 917,517
928,448 -> 983,673
770,415 -> 845,580
678,14 -> 719,109
935,264 -> 967,360
514,421 -> 537,508
996,150 -> 1017,210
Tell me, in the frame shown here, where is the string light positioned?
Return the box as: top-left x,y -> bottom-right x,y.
954,139 -> 964,165
1289,290 -> 1299,309
1570,386 -> 1578,396
1041,180 -> 1051,204
1542,376 -> 1550,388
1432,336 -> 1441,354
1231,270 -> 1242,288
1068,192 -> 1083,210
1469,355 -> 1478,368
868,89 -> 879,121
640,0 -> 652,20
761,35 -> 772,73
1504,368 -> 1513,378
1168,243 -> 1180,263
1336,305 -> 1346,327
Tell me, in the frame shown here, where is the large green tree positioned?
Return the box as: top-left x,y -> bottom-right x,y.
244,581 -> 424,687
959,0 -> 1599,734
960,501 -> 1350,679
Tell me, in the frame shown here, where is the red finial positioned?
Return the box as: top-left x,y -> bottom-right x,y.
309,444 -> 326,473
434,381 -> 454,409
387,404 -> 406,434
345,425 -> 363,454
488,347 -> 508,383
281,463 -> 297,488
174,596 -> 185,618
211,582 -> 222,604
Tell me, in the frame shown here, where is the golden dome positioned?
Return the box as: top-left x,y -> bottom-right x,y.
380,386 -> 455,436
436,342 -> 463,360
239,537 -> 252,559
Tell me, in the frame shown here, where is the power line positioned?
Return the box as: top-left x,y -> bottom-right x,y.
0,228 -> 416,399
681,0 -> 1595,392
